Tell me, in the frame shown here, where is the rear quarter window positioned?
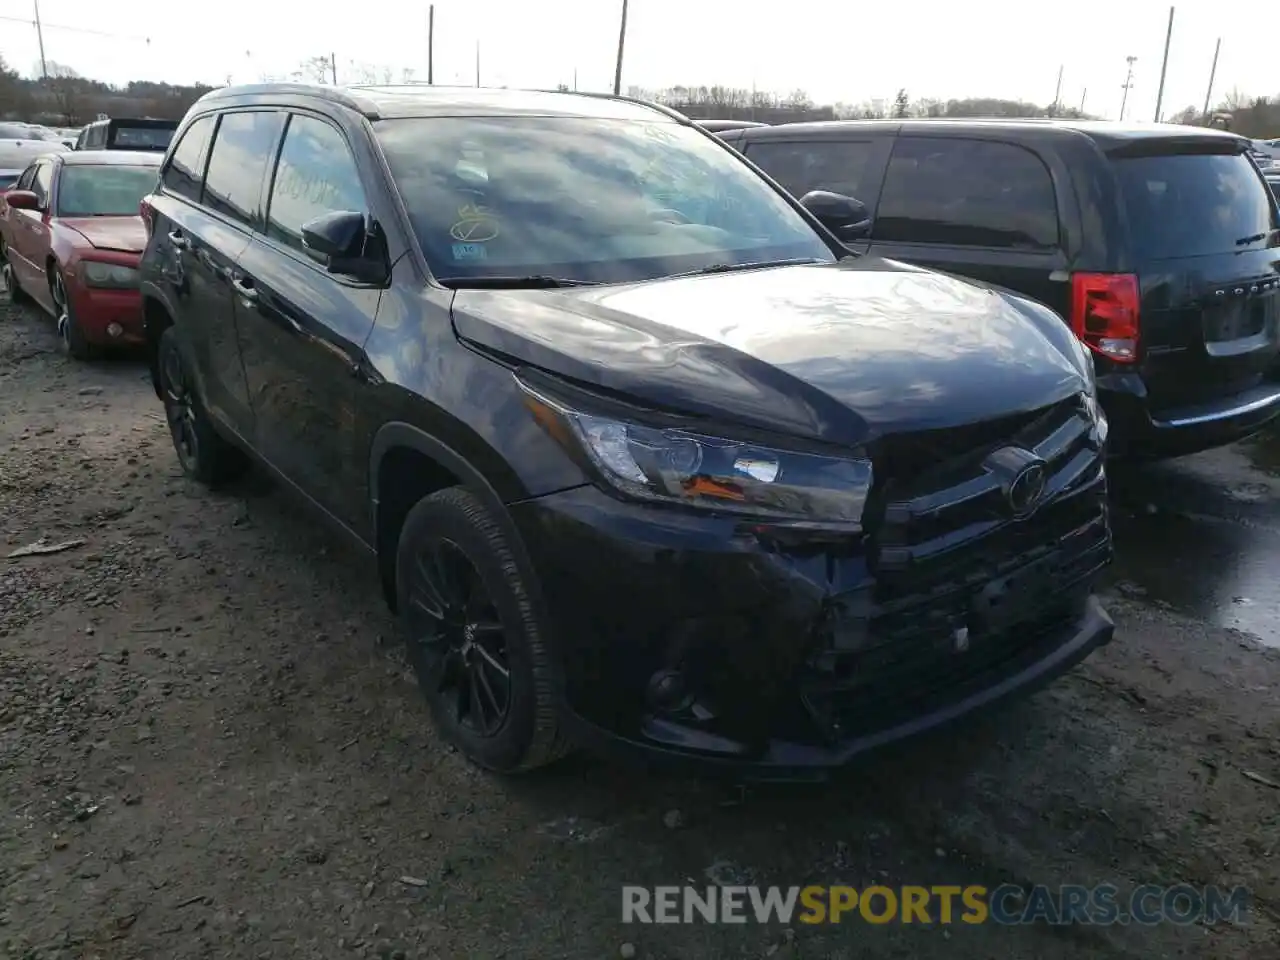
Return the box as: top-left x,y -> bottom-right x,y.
1113,151 -> 1277,261
162,115 -> 215,202
874,137 -> 1060,250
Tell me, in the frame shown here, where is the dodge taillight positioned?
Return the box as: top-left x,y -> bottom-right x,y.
1070,272 -> 1140,363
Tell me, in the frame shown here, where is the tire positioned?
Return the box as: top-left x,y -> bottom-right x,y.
156,326 -> 248,486
51,268 -> 95,361
1,260 -> 30,306
396,486 -> 570,773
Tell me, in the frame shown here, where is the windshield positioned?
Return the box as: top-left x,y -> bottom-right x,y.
375,116 -> 834,283
110,125 -> 175,150
56,165 -> 158,217
1114,151 -> 1277,260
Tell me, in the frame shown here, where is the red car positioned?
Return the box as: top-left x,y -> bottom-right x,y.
0,150 -> 160,359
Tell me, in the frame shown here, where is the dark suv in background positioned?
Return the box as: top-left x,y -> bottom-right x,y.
723,120 -> 1280,459
75,117 -> 178,153
138,84 -> 1112,778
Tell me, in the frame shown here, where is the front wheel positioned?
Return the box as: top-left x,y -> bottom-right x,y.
51,269 -> 94,360
156,327 -> 247,486
396,487 -> 570,773
1,260 -> 30,306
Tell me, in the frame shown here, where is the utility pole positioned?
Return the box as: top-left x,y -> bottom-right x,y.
1050,64 -> 1063,116
427,4 -> 434,84
1120,55 -> 1137,121
33,0 -> 48,80
330,52 -> 337,84
1080,88 -> 1088,114
573,67 -> 578,91
613,0 -> 629,96
1202,37 -> 1220,119
1154,6 -> 1174,121
475,41 -> 480,87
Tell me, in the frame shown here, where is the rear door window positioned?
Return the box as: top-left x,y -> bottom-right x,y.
202,110 -> 286,229
1113,151 -> 1277,261
111,125 -> 175,151
162,115 -> 215,203
745,139 -> 879,205
875,137 -> 1060,250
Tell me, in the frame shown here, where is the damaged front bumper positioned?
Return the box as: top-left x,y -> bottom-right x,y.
510,457 -> 1114,780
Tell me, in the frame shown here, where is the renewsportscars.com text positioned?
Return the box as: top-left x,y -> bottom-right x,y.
621,884 -> 1250,926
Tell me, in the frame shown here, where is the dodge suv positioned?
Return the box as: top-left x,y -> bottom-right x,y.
722,119 -> 1280,459
139,85 -> 1113,778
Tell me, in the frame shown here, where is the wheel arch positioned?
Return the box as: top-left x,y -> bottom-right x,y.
368,420 -> 535,613
140,286 -> 176,398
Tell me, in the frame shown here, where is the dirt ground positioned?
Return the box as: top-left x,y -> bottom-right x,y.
2,295 -> 1280,960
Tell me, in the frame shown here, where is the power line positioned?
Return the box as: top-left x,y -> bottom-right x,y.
0,12 -> 151,43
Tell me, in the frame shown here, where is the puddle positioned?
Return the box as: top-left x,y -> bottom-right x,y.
1241,431 -> 1280,477
1108,509 -> 1280,646
1108,442 -> 1280,647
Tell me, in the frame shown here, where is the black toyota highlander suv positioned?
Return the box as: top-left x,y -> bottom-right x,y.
138,84 -> 1113,778
721,119 -> 1280,459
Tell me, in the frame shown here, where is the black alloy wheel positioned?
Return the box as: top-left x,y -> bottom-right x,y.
155,327 -> 247,486
396,487 -> 569,773
405,537 -> 513,738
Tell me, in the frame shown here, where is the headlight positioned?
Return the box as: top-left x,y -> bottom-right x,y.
521,381 -> 873,528
81,261 -> 138,288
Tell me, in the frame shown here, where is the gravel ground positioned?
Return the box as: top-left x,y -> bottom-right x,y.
2,296 -> 1280,960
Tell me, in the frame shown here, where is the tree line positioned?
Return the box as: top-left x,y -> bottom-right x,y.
3,53 -> 1276,138
0,56 -> 214,126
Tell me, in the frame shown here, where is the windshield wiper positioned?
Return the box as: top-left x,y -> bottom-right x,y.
1235,233 -> 1269,246
673,257 -> 827,279
437,275 -> 600,289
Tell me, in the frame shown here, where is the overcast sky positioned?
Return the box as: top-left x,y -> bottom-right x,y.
0,0 -> 1273,121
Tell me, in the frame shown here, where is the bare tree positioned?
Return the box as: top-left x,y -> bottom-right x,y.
782,89 -> 813,111
400,67 -> 416,84
1222,87 -> 1248,111
299,56 -> 334,84
346,62 -> 379,85
893,88 -> 910,118
0,54 -> 32,118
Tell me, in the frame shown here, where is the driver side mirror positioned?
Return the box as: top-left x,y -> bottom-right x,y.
301,210 -> 389,284
4,190 -> 40,212
800,190 -> 872,242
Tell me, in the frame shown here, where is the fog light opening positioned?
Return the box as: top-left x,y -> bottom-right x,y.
646,669 -> 693,715
106,322 -> 124,338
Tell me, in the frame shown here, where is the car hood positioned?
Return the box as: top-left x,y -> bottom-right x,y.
451,258 -> 1089,447
60,216 -> 147,254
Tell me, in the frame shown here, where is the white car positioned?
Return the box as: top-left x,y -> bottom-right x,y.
0,122 -> 70,170
1250,139 -> 1279,169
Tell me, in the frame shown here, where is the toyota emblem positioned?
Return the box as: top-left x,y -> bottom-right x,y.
984,446 -> 1050,518
1008,462 -> 1047,516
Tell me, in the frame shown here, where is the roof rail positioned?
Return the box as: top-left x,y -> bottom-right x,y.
542,89 -> 692,123
195,82 -> 384,119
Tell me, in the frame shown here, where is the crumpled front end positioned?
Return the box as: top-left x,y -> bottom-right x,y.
509,393 -> 1113,778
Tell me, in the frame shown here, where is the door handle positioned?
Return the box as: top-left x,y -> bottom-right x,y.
167,231 -> 189,250
231,276 -> 258,302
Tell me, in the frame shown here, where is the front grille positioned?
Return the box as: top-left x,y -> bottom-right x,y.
800,395 -> 1110,737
